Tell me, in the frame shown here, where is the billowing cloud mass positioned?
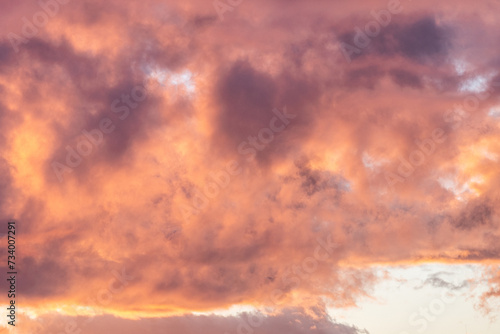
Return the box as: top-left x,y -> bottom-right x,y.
0,0 -> 499,332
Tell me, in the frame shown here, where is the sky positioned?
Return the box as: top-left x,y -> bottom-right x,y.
1,0 -> 500,333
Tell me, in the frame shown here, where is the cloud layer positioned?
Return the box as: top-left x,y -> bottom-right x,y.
1,0 -> 500,332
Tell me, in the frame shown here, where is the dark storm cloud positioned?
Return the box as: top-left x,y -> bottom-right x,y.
215,59 -> 278,144
452,200 -> 495,230
190,15 -> 218,29
295,160 -> 349,198
343,66 -> 385,90
0,41 -> 16,73
18,37 -> 173,183
16,256 -> 70,298
337,15 -> 453,64
389,68 -> 423,88
395,17 -> 451,61
212,59 -> 318,166
0,157 -> 14,215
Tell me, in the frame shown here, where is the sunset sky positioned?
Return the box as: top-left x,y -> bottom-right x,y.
1,0 -> 500,333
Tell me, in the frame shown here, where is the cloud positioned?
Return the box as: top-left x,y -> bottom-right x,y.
415,272 -> 469,291
18,307 -> 368,334
389,68 -> 423,89
395,17 -> 451,62
1,0 -> 500,329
